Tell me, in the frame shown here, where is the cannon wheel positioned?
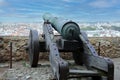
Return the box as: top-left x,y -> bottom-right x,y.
72,39 -> 84,65
72,48 -> 83,65
72,31 -> 88,65
28,29 -> 39,67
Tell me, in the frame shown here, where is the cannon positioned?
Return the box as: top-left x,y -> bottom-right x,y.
43,13 -> 80,40
27,13 -> 114,80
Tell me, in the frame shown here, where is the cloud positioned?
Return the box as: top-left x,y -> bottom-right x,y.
89,0 -> 118,8
0,9 -> 4,12
115,10 -> 120,15
15,8 -> 40,12
62,0 -> 85,3
62,0 -> 72,2
0,0 -> 8,6
2,11 -> 43,19
2,13 -> 27,18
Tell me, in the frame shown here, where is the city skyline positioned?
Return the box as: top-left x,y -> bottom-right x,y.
0,0 -> 120,22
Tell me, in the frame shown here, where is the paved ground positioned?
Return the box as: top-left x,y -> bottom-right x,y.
112,58 -> 120,80
0,58 -> 120,80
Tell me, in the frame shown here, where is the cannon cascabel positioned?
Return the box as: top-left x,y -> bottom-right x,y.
43,13 -> 80,40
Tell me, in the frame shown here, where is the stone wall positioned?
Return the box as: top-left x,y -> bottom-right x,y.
0,36 -> 120,62
89,37 -> 120,58
0,36 -> 28,62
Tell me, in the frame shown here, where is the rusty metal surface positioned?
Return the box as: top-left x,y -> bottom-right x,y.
98,42 -> 101,55
9,42 -> 12,68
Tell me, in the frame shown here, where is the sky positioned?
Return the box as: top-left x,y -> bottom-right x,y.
0,0 -> 120,22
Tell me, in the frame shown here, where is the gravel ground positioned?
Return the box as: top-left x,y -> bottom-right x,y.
0,61 -> 53,80
0,58 -> 120,80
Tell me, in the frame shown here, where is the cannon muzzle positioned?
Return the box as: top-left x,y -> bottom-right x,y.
43,13 -> 80,40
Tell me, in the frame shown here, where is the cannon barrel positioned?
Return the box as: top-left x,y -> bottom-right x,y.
43,13 -> 80,40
